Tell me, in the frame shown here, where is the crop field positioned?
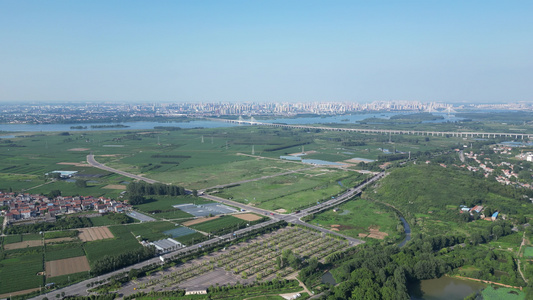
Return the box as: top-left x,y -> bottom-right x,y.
127,221 -> 178,242
4,240 -> 43,250
309,199 -> 401,242
83,225 -> 142,264
132,195 -> 209,220
0,253 -> 44,294
524,247 -> 533,258
214,169 -> 364,212
44,230 -> 79,239
45,256 -> 91,277
45,243 -> 86,261
190,215 -> 256,235
173,232 -> 207,246
78,227 -> 114,242
481,286 -> 525,300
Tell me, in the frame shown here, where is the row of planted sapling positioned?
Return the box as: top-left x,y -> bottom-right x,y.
136,226 -> 351,292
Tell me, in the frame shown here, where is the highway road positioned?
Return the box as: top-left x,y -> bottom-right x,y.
87,154 -> 158,184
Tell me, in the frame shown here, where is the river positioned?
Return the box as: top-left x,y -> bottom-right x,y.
0,120 -> 236,133
398,216 -> 412,247
0,112 -> 462,133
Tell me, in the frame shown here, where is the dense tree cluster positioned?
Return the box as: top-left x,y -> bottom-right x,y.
5,216 -> 92,234
126,182 -> 185,197
311,226 -> 517,300
92,246 -> 156,275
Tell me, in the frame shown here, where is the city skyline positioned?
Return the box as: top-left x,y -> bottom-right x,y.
1,1 -> 532,103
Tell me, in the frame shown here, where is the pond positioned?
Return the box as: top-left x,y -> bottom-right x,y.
321,271 -> 337,285
409,276 -> 485,300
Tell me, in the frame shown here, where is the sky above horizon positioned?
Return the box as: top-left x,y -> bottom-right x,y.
0,1 -> 532,103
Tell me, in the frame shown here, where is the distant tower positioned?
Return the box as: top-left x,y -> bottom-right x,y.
157,136 -> 160,145
302,146 -> 304,154
201,135 -> 204,143
409,151 -> 411,160
252,145 -> 255,155
389,132 -> 392,143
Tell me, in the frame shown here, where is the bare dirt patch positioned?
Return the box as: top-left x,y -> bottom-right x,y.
234,213 -> 262,221
182,216 -> 219,226
288,150 -> 316,156
275,208 -> 287,213
103,184 -> 126,189
0,288 -> 40,299
57,162 -> 90,167
45,256 -> 90,277
4,240 -> 43,250
68,148 -> 90,151
359,226 -> 389,240
78,227 -> 114,242
99,154 -> 118,157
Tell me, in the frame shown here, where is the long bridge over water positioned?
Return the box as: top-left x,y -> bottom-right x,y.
208,117 -> 533,140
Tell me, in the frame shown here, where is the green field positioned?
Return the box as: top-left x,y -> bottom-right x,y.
214,168 -> 363,212
172,232 -> 207,246
45,243 -> 86,261
524,247 -> 533,258
127,221 -> 178,241
0,253 -> 44,294
83,225 -> 142,264
147,158 -> 305,189
190,215 -> 253,235
309,199 -> 402,242
481,286 -> 525,300
132,195 -> 208,221
2,233 -> 43,244
44,230 -> 79,240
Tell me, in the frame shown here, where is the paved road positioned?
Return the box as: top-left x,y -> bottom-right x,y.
87,154 -> 158,184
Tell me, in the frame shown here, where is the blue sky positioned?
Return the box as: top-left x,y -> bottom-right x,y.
0,1 -> 531,103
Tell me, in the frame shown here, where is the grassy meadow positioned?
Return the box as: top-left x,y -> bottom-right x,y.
308,199 -> 402,243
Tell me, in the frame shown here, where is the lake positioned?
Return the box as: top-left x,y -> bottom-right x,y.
409,276 -> 485,300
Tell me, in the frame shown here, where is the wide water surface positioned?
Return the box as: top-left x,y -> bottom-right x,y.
0,112 -> 462,133
409,276 -> 485,300
0,120 -> 236,132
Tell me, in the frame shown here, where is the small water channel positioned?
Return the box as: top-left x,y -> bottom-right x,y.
409,276 -> 485,300
398,216 -> 411,247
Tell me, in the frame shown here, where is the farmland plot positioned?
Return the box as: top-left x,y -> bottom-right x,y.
45,256 -> 91,277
